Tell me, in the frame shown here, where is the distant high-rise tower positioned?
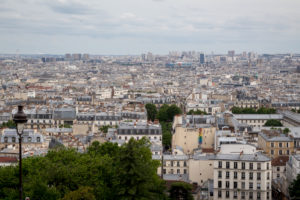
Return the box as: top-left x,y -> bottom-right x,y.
228,50 -> 235,57
200,53 -> 205,64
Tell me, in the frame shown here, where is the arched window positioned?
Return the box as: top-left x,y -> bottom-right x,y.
4,137 -> 8,143
37,137 -> 41,142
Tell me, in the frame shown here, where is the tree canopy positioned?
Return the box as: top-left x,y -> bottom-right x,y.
0,138 -> 166,200
0,120 -> 16,129
289,174 -> 300,200
169,182 -> 193,200
157,104 -> 182,122
231,106 -> 276,114
187,110 -> 208,115
264,119 -> 283,127
145,103 -> 157,122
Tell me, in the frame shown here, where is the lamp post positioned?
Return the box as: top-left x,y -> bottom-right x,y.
13,105 -> 28,200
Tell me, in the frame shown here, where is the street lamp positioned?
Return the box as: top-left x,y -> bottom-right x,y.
13,105 -> 27,200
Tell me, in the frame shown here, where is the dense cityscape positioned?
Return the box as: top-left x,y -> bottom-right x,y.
0,51 -> 300,199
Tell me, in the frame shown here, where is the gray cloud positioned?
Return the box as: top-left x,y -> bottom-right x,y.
0,0 -> 300,54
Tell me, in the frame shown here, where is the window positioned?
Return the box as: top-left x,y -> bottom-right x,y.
267,163 -> 269,170
226,162 -> 230,169
234,182 -> 237,189
125,136 -> 127,141
177,169 -> 180,174
249,182 -> 253,189
119,136 -> 121,139
226,191 -> 229,198
234,171 -> 237,179
267,182 -> 270,189
242,182 -> 245,189
184,169 -> 187,174
226,171 -> 230,179
218,161 -> 222,168
177,161 -> 180,167
37,137 -> 41,142
171,161 -> 174,167
184,161 -> 187,167
279,143 -> 282,147
218,181 -> 222,188
170,169 -> 174,174
267,192 -> 270,199
28,137 -> 32,142
250,163 -> 253,169
257,163 -> 261,170
257,172 -> 261,180
12,137 -> 16,143
267,172 -> 270,180
234,162 -> 237,169
163,169 -> 166,174
277,167 -> 280,172
242,162 -> 245,169
257,192 -> 261,199
287,150 -> 290,155
279,150 -> 282,155
233,191 -> 237,199
271,150 -> 274,155
257,183 -> 261,190
218,190 -> 222,198
277,173 -> 280,178
4,137 -> 8,143
242,172 -> 245,179
249,172 -> 253,180
271,143 -> 274,147
249,192 -> 253,199
218,171 -> 222,178
226,181 -> 229,188
241,192 -> 245,199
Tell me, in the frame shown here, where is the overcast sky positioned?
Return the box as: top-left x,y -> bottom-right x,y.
1,0 -> 300,55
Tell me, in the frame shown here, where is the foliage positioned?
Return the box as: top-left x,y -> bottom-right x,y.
169,182 -> 193,200
99,125 -> 113,133
264,119 -> 283,127
187,110 -> 208,115
161,122 -> 172,150
283,128 -> 290,134
59,124 -> 72,128
145,103 -> 157,122
291,108 -> 300,113
231,106 -> 276,114
289,174 -> 300,200
62,186 -> 96,200
157,104 -> 182,122
0,120 -> 16,129
0,139 -> 166,200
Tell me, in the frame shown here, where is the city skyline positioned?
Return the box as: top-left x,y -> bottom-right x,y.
1,0 -> 300,54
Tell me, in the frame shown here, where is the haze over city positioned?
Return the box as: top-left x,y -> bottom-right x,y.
1,0 -> 300,54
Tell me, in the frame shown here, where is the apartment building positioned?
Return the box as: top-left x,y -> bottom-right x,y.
116,122 -> 162,144
271,156 -> 289,180
258,130 -> 294,158
233,114 -> 283,131
213,153 -> 272,200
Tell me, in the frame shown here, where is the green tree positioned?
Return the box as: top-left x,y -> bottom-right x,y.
62,187 -> 96,200
264,119 -> 283,127
145,103 -> 157,122
161,122 -> 172,149
116,137 -> 165,199
289,174 -> 300,200
0,141 -> 167,199
0,120 -> 16,129
157,104 -> 170,122
99,125 -> 113,133
166,104 -> 182,122
187,110 -> 208,115
169,182 -> 194,200
283,128 -> 290,135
